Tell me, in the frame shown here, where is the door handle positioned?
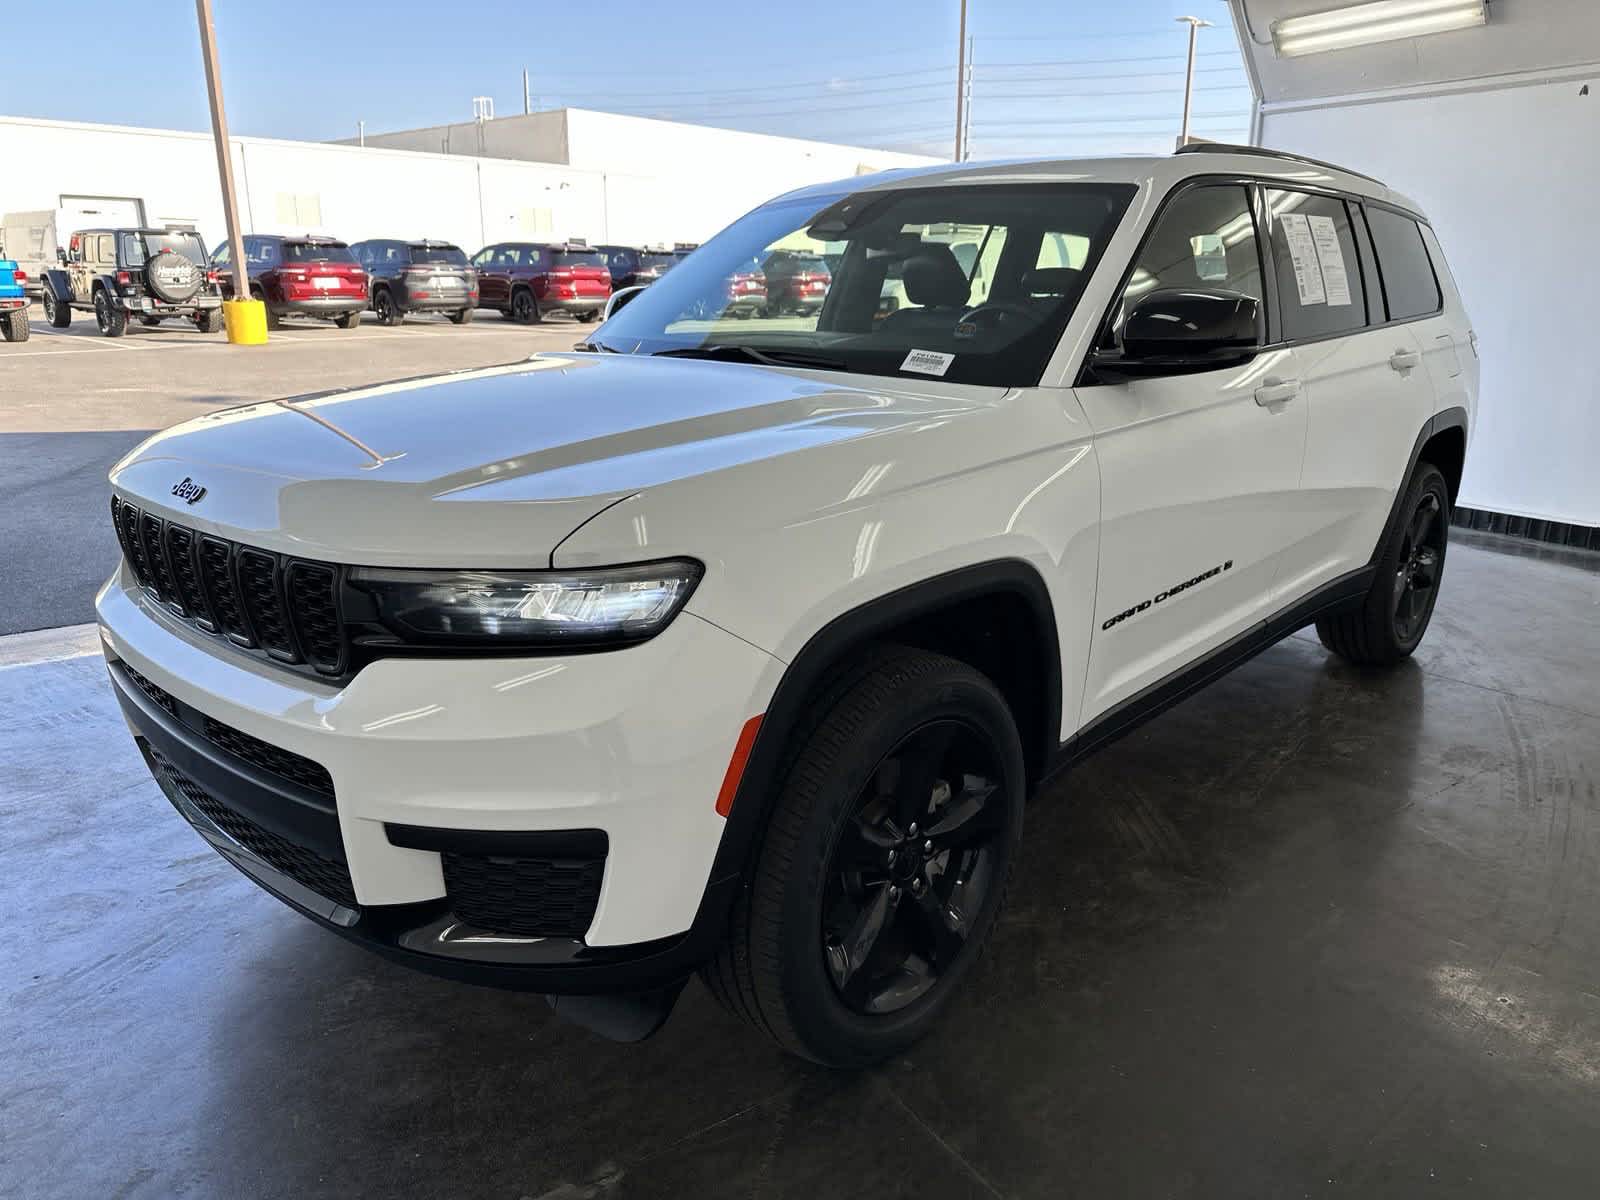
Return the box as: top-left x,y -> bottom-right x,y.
1254,376 -> 1301,406
1389,348 -> 1422,372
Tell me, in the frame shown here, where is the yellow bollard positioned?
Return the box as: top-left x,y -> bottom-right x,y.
222,298 -> 268,345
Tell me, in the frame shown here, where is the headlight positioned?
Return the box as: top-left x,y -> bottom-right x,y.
347,559 -> 702,648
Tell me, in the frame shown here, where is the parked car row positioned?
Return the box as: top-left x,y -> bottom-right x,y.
20,225 -> 813,340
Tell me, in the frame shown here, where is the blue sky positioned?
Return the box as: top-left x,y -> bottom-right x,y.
3,0 -> 1250,157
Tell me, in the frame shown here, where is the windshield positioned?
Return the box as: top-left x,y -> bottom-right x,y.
284,241 -> 356,264
121,232 -> 208,266
639,252 -> 678,271
409,245 -> 468,266
590,182 -> 1134,387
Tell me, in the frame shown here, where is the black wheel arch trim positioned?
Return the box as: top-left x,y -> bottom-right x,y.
1370,406 -> 1468,568
41,268 -> 72,301
704,557 -> 1063,901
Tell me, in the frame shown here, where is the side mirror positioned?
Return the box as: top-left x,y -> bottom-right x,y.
602,285 -> 646,321
1094,288 -> 1261,378
57,248 -> 68,265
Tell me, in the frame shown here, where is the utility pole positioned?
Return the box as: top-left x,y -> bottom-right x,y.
523,69 -> 532,116
358,119 -> 365,147
954,0 -> 968,162
1176,15 -> 1213,146
194,0 -> 251,321
961,34 -> 974,161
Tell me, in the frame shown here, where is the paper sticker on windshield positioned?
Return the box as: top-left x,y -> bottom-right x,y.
1307,214 -> 1352,307
901,348 -> 954,377
1280,213 -> 1326,306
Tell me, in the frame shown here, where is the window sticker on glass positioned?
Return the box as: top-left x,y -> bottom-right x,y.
1280,213 -> 1326,305
1306,214 -> 1351,307
901,348 -> 955,377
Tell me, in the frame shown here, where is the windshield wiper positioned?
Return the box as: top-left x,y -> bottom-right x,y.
574,339 -> 622,353
653,344 -> 847,370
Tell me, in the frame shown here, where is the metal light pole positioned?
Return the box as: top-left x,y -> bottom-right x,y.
960,34 -> 974,161
1176,15 -> 1213,146
195,0 -> 250,309
954,0 -> 968,162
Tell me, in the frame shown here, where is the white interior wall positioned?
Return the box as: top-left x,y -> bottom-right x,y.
1259,69 -> 1600,527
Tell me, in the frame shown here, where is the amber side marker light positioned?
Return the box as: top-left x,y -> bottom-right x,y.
715,715 -> 764,818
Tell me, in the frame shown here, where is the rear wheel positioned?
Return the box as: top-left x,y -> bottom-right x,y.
1316,462 -> 1450,665
448,307 -> 473,325
510,288 -> 539,324
703,648 -> 1024,1067
373,287 -> 403,326
94,291 -> 127,338
1,308 -> 29,342
335,311 -> 361,330
43,290 -> 70,328
140,315 -> 162,327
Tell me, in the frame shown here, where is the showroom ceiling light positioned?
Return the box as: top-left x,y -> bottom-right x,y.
1271,0 -> 1487,58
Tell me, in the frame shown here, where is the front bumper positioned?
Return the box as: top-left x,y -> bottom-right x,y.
98,568 -> 782,992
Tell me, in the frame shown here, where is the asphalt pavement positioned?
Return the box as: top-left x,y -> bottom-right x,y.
0,304 -> 584,634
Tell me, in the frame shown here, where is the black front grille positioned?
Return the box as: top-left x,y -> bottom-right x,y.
442,851 -> 605,939
201,716 -> 335,799
110,495 -> 346,677
123,663 -> 179,719
149,747 -> 357,909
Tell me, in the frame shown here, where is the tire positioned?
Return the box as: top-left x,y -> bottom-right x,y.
1316,462 -> 1450,665
335,311 -> 361,330
251,288 -> 282,331
140,315 -> 162,327
702,647 -> 1025,1067
94,290 -> 127,338
373,288 -> 403,327
575,310 -> 599,324
448,307 -> 473,325
43,289 -> 70,328
1,308 -> 29,342
510,287 -> 540,325
195,309 -> 222,334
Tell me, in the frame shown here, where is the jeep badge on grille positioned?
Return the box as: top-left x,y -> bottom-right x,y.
171,477 -> 207,505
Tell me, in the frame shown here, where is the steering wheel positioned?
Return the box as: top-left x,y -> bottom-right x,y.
954,302 -> 1044,337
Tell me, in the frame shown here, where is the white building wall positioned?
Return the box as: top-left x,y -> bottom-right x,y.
0,113 -> 935,261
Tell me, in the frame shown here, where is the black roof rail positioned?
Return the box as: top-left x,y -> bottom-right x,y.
1174,142 -> 1387,188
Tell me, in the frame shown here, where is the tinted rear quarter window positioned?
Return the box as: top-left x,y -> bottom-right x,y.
1365,206 -> 1441,321
1263,189 -> 1366,342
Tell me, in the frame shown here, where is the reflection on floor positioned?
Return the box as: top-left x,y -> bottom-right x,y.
4,531 -> 1598,1199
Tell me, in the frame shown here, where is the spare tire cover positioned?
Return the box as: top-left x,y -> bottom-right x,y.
146,250 -> 201,303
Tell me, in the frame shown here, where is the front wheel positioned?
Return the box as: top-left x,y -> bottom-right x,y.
94,291 -> 127,338
335,311 -> 361,329
373,288 -> 402,326
448,307 -> 473,325
703,648 -> 1024,1067
44,290 -> 71,328
195,309 -> 222,334
575,309 -> 599,324
1316,462 -> 1450,665
510,288 -> 540,325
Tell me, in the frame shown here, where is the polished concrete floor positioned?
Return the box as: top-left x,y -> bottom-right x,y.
4,532 -> 1599,1199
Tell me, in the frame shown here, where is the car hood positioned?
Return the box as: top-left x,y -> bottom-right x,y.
109,353 -> 1001,567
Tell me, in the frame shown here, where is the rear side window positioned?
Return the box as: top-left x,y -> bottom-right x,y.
1365,206 -> 1441,321
1263,190 -> 1366,342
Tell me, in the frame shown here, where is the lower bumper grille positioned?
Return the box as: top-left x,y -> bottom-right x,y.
149,747 -> 358,909
442,851 -> 604,939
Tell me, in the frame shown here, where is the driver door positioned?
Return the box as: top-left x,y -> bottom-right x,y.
1076,182 -> 1308,723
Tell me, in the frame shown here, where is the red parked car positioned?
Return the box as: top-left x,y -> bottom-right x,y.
724,259 -> 767,318
212,235 -> 367,329
471,242 -> 611,323
759,250 -> 831,316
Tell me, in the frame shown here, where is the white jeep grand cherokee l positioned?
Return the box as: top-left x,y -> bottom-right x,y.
99,145 -> 1475,1066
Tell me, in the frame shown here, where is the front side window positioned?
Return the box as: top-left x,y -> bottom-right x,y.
1263,189 -> 1366,341
1365,206 -> 1441,321
1110,184 -> 1262,343
592,182 -> 1135,387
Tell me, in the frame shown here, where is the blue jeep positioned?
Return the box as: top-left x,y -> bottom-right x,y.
0,252 -> 27,342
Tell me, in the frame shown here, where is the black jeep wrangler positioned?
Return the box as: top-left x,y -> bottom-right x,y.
41,228 -> 224,337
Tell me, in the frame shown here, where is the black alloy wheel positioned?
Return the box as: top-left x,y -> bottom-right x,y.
821,719 -> 1008,1016
511,288 -> 539,324
1393,490 -> 1445,644
374,288 -> 402,326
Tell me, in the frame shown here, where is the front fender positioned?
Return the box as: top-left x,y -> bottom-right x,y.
41,269 -> 72,301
